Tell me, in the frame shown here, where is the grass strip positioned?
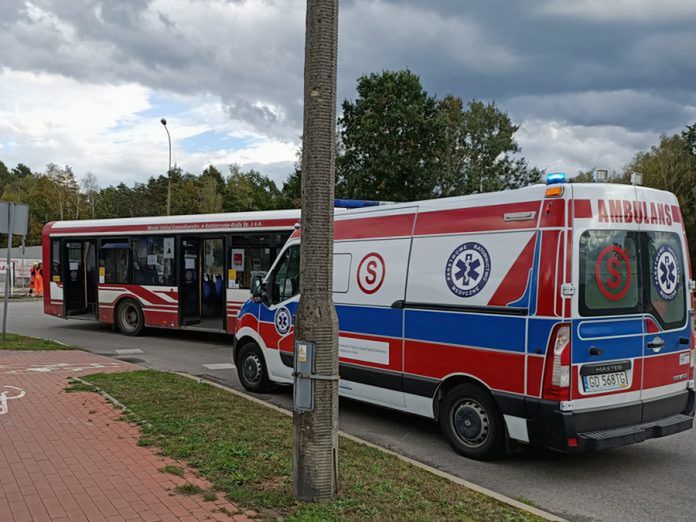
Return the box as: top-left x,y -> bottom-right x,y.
78,370 -> 542,521
0,333 -> 73,350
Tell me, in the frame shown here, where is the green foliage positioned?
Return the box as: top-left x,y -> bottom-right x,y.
337,70 -> 443,201
624,132 -> 696,263
335,70 -> 541,202
0,160 -> 286,244
683,122 -> 696,157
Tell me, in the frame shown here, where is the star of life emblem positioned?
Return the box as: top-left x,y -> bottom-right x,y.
653,245 -> 680,301
445,242 -> 492,298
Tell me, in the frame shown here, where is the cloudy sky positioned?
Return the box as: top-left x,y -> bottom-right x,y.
1,0 -> 695,188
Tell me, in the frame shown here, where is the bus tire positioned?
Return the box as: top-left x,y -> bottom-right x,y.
237,342 -> 274,393
116,299 -> 145,337
439,383 -> 505,461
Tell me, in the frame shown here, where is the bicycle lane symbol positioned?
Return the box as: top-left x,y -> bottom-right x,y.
0,385 -> 26,416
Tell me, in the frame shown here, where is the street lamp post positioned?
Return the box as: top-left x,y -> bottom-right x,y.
161,118 -> 172,216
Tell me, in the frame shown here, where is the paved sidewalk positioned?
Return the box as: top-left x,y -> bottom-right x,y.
0,350 -> 255,521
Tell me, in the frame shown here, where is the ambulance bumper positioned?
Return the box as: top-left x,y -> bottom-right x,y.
524,389 -> 695,452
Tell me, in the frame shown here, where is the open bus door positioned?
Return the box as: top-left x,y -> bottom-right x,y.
62,239 -> 97,317
179,237 -> 201,326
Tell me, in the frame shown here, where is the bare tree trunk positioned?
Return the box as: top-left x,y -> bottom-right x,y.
293,0 -> 339,502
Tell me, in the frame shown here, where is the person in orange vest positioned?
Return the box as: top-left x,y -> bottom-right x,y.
29,263 -> 37,296
35,263 -> 44,297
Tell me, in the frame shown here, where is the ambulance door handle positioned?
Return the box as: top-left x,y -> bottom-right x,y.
647,338 -> 665,351
678,337 -> 689,345
589,346 -> 603,357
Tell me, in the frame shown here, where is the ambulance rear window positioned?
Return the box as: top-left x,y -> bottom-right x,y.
579,230 -> 641,316
579,230 -> 687,329
644,231 -> 686,330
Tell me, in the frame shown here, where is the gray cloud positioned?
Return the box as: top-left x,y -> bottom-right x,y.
0,0 -> 694,177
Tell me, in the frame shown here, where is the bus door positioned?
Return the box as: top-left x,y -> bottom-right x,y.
62,239 -> 97,316
179,237 -> 201,326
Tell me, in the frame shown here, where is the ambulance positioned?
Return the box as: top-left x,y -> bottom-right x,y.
233,175 -> 695,459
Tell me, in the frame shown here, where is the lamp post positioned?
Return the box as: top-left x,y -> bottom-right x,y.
161,118 -> 172,215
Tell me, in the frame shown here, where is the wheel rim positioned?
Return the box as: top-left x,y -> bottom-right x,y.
452,399 -> 490,448
242,353 -> 262,384
120,304 -> 139,332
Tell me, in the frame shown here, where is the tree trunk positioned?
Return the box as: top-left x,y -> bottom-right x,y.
293,0 -> 339,502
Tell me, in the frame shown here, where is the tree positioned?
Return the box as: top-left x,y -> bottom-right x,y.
293,0 -> 339,502
683,122 -> 696,156
224,165 -> 284,212
439,99 -> 541,195
0,160 -> 10,197
337,70 -> 443,201
624,133 -> 696,262
198,175 -> 223,213
81,172 -> 99,219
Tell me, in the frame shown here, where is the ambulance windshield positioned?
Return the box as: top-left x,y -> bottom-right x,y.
579,230 -> 686,329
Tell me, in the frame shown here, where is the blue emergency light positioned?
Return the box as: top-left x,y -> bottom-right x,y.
546,172 -> 567,185
334,199 -> 392,209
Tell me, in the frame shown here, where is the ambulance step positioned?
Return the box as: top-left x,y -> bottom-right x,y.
578,414 -> 693,450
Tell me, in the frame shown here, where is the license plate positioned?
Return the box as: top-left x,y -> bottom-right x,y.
583,371 -> 629,393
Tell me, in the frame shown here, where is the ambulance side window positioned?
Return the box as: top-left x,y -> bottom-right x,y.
271,245 -> 300,304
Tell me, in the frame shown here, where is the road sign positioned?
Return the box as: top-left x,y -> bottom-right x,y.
1,202 -> 30,342
0,202 -> 29,236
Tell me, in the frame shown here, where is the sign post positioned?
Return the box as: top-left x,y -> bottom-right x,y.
0,202 -> 29,342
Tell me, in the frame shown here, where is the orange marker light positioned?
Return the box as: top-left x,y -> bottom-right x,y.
545,186 -> 564,198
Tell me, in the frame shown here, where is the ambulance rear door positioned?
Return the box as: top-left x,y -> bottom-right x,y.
571,184 -> 645,421
636,188 -> 692,418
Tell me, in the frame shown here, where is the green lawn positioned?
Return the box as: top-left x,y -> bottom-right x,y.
74,370 -> 542,521
0,333 -> 73,350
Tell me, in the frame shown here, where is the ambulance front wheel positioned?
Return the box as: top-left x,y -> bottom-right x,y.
237,343 -> 274,393
440,383 -> 505,460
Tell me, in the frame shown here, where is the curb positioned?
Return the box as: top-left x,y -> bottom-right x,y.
177,372 -> 567,522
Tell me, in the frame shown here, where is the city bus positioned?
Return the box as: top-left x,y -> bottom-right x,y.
42,210 -> 301,335
235,177 -> 695,459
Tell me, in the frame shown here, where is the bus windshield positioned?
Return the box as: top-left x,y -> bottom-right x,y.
579,230 -> 687,329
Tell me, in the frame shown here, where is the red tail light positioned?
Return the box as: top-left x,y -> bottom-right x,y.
542,323 -> 571,401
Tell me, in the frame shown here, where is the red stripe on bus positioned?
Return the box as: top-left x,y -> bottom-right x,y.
47,218 -> 299,235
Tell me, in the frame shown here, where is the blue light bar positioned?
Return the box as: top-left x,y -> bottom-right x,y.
546,172 -> 567,185
334,199 -> 387,209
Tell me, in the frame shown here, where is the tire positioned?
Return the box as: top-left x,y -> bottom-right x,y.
439,383 -> 505,461
116,299 -> 145,337
236,342 -> 274,393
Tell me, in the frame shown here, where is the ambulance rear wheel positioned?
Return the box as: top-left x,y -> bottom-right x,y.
237,343 -> 273,393
116,299 -> 144,337
440,383 -> 504,460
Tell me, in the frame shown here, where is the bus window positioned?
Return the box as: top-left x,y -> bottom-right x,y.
228,233 -> 288,290
100,240 -> 130,284
51,239 -> 61,282
132,236 -> 176,286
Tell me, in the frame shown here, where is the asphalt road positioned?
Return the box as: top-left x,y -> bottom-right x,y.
4,300 -> 695,521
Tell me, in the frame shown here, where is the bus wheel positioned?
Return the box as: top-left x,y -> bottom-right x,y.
439,383 -> 504,460
116,299 -> 145,337
237,343 -> 273,393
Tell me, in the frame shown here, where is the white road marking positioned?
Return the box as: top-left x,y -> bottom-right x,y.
1,362 -> 125,374
202,363 -> 236,370
115,349 -> 144,355
0,386 -> 26,416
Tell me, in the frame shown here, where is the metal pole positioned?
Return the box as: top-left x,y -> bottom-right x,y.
2,203 -> 15,342
162,120 -> 172,216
